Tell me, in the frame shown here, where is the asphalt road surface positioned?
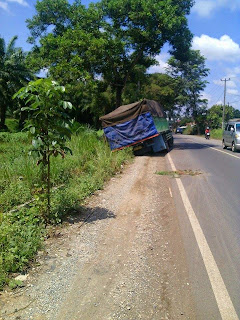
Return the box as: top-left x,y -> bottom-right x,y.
167,134 -> 240,320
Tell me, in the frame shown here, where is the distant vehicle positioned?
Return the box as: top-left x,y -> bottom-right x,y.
175,127 -> 183,134
222,119 -> 240,152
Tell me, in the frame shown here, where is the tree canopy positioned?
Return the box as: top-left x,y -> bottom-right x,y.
167,49 -> 209,132
26,0 -> 194,112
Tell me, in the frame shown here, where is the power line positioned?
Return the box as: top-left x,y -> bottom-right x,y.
212,91 -> 224,106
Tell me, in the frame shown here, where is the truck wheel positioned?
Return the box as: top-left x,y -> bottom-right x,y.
222,140 -> 227,149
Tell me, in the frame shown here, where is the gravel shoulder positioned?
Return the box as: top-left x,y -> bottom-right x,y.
0,153 -> 196,320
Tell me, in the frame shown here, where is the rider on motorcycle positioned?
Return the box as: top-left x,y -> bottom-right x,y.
205,127 -> 210,139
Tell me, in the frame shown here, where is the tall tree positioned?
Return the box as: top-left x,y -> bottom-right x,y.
0,36 -> 32,130
142,73 -> 178,112
207,104 -> 236,129
26,0 -> 194,111
99,0 -> 194,107
167,50 -> 209,133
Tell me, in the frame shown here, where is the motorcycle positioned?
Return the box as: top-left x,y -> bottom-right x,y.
205,132 -> 210,140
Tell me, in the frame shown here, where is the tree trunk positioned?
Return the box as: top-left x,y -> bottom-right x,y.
47,153 -> 51,220
0,104 -> 7,130
116,86 -> 123,108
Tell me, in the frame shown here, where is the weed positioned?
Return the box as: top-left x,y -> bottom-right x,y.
0,206 -> 45,289
156,169 -> 202,177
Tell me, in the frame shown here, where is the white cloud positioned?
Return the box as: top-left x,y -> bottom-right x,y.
192,35 -> 240,62
0,1 -> 9,10
228,66 -> 240,74
192,0 -> 240,17
227,89 -> 239,95
192,1 -> 216,17
6,0 -> 28,6
213,79 -> 236,88
201,92 -> 212,105
147,53 -> 170,74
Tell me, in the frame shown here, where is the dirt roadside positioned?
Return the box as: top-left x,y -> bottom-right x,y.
0,154 -> 196,320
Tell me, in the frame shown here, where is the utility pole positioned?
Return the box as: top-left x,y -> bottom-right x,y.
221,78 -> 230,130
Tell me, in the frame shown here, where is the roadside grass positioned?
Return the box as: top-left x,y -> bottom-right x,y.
156,169 -> 202,178
210,129 -> 223,140
0,127 -> 133,289
5,119 -> 19,133
183,126 -> 223,140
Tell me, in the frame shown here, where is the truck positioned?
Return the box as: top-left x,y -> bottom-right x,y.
100,99 -> 173,155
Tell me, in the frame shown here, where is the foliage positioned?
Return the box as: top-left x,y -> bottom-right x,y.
167,50 -> 210,132
183,125 -> 197,135
0,207 -> 45,289
26,0 -> 194,111
209,128 -> 223,140
5,119 -> 19,133
14,79 -> 73,220
179,117 -> 192,126
0,127 -> 132,289
0,36 -> 33,130
142,73 -> 178,113
207,104 -> 236,129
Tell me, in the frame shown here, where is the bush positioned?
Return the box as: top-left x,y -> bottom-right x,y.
0,207 -> 44,289
183,125 -> 197,135
210,129 -> 223,140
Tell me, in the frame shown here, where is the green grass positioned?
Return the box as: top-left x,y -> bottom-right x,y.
5,119 -> 19,133
0,126 -> 133,289
156,169 -> 202,177
209,129 -> 223,140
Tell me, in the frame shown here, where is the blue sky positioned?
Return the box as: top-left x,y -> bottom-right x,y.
1,0 -> 240,109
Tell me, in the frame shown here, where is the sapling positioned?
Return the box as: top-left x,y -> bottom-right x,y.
14,79 -> 73,221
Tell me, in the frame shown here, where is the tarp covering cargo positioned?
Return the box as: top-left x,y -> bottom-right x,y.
100,99 -> 166,128
103,112 -> 159,150
100,99 -> 167,151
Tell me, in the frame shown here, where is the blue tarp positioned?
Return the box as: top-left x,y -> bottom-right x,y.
104,112 -> 158,150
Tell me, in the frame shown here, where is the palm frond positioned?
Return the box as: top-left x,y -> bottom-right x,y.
0,37 -> 6,61
6,35 -> 18,58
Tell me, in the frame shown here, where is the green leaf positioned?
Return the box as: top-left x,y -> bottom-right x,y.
30,127 -> 36,134
32,139 -> 39,148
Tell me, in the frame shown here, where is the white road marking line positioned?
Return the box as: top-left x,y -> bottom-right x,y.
208,146 -> 240,159
167,153 -> 239,320
189,139 -> 240,160
168,187 -> 173,198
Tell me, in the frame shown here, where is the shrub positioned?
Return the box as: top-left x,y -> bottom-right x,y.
0,207 -> 44,289
210,129 -> 223,140
183,125 -> 197,135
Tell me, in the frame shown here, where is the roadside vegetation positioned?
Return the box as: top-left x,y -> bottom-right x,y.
209,129 -> 223,140
0,128 -> 132,288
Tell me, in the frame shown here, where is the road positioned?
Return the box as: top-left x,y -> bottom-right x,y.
168,134 -> 240,320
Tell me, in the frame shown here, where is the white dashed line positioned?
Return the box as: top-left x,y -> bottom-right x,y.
167,153 -> 239,320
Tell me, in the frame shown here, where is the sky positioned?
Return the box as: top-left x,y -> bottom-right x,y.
1,0 -> 240,110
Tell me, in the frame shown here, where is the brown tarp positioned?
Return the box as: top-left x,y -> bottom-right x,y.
100,99 -> 166,128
